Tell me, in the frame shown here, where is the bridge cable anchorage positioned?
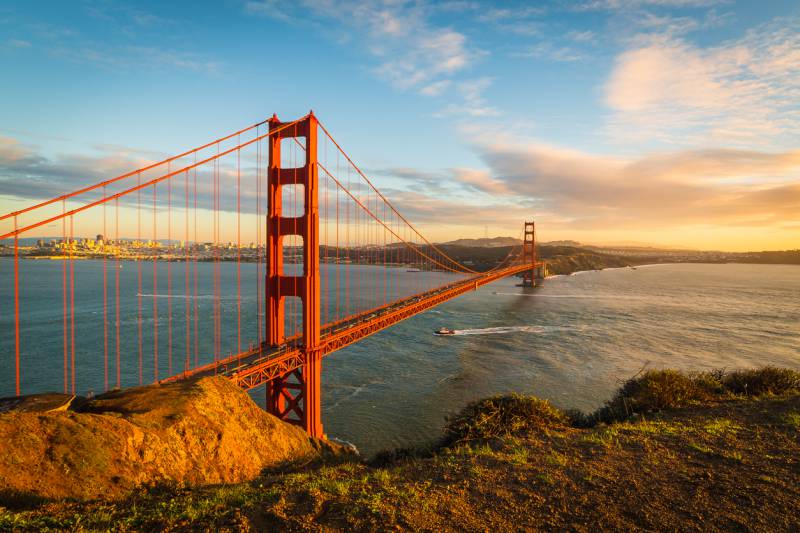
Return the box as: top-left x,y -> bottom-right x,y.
2,112 -> 538,439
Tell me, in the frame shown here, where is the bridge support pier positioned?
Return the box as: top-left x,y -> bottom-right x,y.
521,221 -> 536,288
264,113 -> 324,438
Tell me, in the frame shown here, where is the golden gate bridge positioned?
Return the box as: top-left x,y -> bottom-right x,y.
0,113 -> 542,438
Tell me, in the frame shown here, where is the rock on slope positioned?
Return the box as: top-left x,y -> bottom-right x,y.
0,376 -> 348,500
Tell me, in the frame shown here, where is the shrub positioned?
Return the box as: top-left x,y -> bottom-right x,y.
722,367 -> 800,396
583,367 -> 800,426
442,394 -> 567,446
597,369 -> 721,421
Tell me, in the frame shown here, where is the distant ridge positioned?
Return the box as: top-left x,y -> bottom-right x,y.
441,236 -> 522,248
541,240 -> 583,247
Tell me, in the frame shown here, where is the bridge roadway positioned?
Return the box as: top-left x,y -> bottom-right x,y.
164,262 -> 540,390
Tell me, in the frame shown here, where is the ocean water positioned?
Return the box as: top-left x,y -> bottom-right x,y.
319,263 -> 800,454
1,261 -> 798,455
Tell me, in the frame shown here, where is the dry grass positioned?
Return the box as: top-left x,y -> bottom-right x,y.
2,367 -> 799,531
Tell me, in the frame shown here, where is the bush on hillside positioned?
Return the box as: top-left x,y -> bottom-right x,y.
590,367 -> 800,424
722,367 -> 800,396
442,394 -> 567,446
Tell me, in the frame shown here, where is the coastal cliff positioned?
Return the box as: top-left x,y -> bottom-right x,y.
1,367 -> 797,531
0,377 -> 352,501
541,250 -> 631,275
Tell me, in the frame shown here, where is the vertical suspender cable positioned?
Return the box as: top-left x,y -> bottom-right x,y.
167,165 -> 173,377
185,170 -> 190,374
13,217 -> 20,396
137,172 -> 143,385
103,186 -> 108,391
115,197 -> 120,388
237,138 -> 241,356
62,203 -> 68,393
152,182 -> 158,382
70,216 -> 75,394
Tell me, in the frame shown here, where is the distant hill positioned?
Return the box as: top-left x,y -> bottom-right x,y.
542,240 -> 583,247
441,236 -> 522,248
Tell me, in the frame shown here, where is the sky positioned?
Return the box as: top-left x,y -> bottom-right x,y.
0,0 -> 798,251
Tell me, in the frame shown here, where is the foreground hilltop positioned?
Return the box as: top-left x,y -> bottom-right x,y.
0,377 -> 351,501
1,367 -> 798,531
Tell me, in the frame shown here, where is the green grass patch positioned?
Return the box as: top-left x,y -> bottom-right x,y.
623,419 -> 687,436
722,450 -> 744,463
701,418 -> 742,436
545,451 -> 568,467
582,428 -> 619,448
506,445 -> 529,466
689,442 -> 714,455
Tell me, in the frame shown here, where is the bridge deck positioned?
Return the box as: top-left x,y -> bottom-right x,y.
163,263 -> 539,390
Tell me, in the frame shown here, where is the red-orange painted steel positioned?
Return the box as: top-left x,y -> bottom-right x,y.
522,221 -> 536,287
13,225 -> 20,397
3,110 -> 542,442
201,261 -> 541,391
265,113 -> 324,438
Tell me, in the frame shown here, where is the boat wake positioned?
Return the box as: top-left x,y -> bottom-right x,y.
493,292 -> 642,300
438,325 -> 574,336
136,293 -> 229,300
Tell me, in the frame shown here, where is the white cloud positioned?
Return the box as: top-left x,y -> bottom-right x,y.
604,18 -> 800,148
419,80 -> 451,97
435,77 -> 499,117
577,0 -> 725,10
243,0 -> 293,22
514,43 -> 583,62
451,167 -> 509,195
566,30 -> 596,43
7,39 -> 32,48
49,45 -> 220,74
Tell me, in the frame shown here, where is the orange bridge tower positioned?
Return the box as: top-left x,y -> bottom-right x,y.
265,113 -> 324,438
521,221 -> 536,287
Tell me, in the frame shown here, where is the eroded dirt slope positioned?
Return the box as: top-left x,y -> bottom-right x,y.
0,376 -> 348,500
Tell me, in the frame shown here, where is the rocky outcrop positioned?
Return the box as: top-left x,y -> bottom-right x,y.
0,376 -> 351,500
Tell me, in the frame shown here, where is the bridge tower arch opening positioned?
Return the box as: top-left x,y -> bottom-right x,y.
265,113 -> 323,438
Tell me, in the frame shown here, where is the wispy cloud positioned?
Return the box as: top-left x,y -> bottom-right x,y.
604,17 -> 800,148
0,135 -> 157,204
458,136 -> 800,233
8,5 -> 220,75
513,42 -> 584,62
576,0 -> 725,10
419,80 -> 452,97
566,30 -> 596,43
47,44 -> 220,74
83,0 -> 169,29
435,77 -> 499,117
243,0 -> 484,95
6,38 -> 31,49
